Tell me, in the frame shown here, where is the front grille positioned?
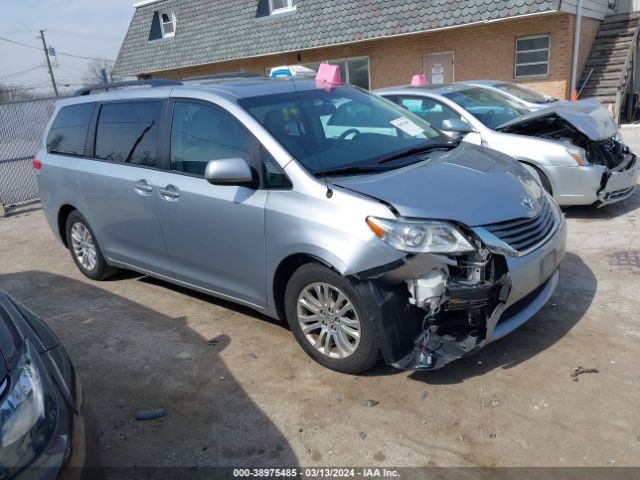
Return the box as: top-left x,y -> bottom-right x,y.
481,198 -> 556,253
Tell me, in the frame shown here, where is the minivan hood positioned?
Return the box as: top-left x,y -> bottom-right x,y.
332,143 -> 544,226
497,99 -> 618,141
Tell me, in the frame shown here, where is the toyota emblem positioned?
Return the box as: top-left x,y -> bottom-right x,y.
521,195 -> 538,213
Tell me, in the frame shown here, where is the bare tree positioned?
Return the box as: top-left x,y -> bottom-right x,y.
83,59 -> 119,85
0,83 -> 34,102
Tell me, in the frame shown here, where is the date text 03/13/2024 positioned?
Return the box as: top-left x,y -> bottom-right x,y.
232,468 -> 401,478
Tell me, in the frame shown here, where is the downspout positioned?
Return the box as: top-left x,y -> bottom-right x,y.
570,0 -> 584,98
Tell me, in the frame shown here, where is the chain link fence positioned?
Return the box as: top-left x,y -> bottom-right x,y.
0,96 -> 62,215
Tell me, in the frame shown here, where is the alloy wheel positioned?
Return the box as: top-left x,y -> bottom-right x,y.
296,282 -> 361,359
70,222 -> 97,272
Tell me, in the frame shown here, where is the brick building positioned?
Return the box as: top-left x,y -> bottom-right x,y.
113,0 -> 617,100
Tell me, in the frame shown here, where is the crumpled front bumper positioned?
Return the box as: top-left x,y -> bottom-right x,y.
543,147 -> 638,207
597,153 -> 639,206
356,206 -> 567,371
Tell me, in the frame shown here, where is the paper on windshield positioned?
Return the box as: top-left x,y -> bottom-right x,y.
390,117 -> 424,137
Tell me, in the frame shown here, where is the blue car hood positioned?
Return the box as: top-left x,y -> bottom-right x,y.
332,143 -> 545,227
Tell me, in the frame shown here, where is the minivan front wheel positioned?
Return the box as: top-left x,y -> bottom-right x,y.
66,211 -> 117,280
284,263 -> 381,373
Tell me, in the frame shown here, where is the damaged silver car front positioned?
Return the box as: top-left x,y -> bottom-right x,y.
498,101 -> 639,207
345,179 -> 566,371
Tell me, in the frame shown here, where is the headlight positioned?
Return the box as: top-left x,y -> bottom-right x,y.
566,146 -> 586,166
0,341 -> 57,471
366,217 -> 476,254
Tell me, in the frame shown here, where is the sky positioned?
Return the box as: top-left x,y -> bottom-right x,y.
1,0 -> 136,96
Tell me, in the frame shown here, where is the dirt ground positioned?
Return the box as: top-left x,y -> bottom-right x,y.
0,133 -> 639,471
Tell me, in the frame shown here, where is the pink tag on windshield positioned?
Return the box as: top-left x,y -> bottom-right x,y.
411,74 -> 428,87
316,63 -> 342,91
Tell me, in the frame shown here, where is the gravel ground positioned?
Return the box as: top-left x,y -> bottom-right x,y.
0,132 -> 638,472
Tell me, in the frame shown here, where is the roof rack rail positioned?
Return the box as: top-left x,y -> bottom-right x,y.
75,79 -> 183,96
182,71 -> 265,82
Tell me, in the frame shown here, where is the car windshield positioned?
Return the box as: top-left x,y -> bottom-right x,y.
494,82 -> 556,104
238,85 -> 450,175
443,87 -> 531,129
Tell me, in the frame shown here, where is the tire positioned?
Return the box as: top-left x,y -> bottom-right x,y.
65,211 -> 118,281
284,263 -> 381,374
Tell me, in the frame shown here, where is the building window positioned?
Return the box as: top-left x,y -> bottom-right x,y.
269,0 -> 295,15
160,11 -> 176,38
303,57 -> 371,89
515,35 -> 550,78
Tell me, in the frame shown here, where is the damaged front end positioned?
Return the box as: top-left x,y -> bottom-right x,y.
499,112 -> 639,206
355,243 -> 512,371
592,137 -> 639,205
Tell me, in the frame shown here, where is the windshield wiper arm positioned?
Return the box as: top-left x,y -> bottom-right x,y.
377,142 -> 457,165
314,165 -> 386,177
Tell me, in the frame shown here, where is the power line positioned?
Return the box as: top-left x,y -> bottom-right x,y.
47,29 -> 121,43
0,35 -> 116,62
57,66 -> 85,81
0,35 -> 41,51
58,51 -> 116,62
56,63 -> 88,73
2,29 -> 37,35
0,65 -> 43,80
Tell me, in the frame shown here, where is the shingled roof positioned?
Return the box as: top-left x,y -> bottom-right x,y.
113,0 -> 561,76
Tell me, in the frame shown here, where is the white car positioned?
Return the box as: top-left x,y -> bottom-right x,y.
461,80 -> 561,111
377,83 -> 639,207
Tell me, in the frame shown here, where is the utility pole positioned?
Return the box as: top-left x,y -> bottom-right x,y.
100,68 -> 108,84
39,30 -> 58,97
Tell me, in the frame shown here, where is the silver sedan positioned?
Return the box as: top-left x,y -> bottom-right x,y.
462,80 -> 561,111
377,83 -> 639,207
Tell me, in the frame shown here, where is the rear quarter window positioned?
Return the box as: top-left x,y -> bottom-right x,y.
46,103 -> 95,156
95,102 -> 162,167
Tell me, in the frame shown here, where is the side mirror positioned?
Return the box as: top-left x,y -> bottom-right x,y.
205,158 -> 254,186
441,118 -> 474,133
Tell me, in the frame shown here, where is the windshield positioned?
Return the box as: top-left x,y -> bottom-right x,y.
495,82 -> 556,104
443,87 -> 531,129
238,86 -> 449,175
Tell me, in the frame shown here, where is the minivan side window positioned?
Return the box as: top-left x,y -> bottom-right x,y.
46,103 -> 95,156
170,102 -> 251,177
94,102 -> 162,167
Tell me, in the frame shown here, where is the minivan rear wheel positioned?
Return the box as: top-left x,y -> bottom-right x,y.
284,263 -> 381,373
66,211 -> 117,281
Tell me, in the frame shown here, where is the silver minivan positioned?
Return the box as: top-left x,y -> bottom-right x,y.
36,77 -> 566,373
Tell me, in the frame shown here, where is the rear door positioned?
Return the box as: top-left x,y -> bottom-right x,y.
76,100 -> 171,275
423,52 -> 454,85
154,99 -> 268,306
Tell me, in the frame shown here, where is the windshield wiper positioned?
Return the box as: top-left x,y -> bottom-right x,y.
377,141 -> 458,165
314,165 -> 387,177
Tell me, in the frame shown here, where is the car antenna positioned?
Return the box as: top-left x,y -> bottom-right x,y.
275,36 -> 333,198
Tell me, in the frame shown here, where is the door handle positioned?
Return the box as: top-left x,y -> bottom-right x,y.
159,185 -> 180,201
134,179 -> 154,195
